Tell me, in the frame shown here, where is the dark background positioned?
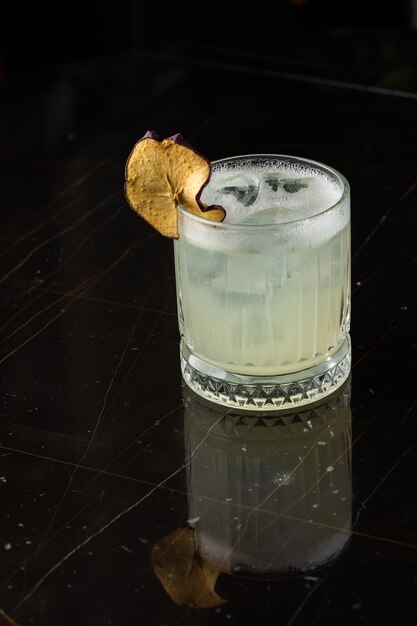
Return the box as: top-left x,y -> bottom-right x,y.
1,2 -> 417,626
1,0 -> 415,78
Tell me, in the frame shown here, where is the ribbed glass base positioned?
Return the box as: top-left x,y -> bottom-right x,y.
181,336 -> 351,410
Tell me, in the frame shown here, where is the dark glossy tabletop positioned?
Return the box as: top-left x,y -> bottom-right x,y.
1,31 -> 417,626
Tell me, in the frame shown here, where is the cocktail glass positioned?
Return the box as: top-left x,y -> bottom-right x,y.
174,155 -> 350,410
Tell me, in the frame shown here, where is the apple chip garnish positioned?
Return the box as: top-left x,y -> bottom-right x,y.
152,527 -> 226,608
125,131 -> 226,238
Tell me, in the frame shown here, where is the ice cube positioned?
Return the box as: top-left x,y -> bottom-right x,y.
219,184 -> 258,206
264,174 -> 311,194
241,207 -> 295,224
215,171 -> 260,207
264,174 -> 281,192
282,179 -> 309,193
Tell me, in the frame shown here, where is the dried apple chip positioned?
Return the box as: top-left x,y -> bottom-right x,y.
152,527 -> 226,608
125,131 -> 226,238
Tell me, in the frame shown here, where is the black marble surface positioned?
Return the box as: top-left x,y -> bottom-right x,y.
1,33 -> 417,626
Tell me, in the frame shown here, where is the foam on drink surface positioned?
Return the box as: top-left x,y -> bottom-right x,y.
201,159 -> 343,224
181,159 -> 348,252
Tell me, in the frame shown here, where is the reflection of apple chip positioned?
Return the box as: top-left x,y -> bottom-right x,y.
152,527 -> 226,608
125,131 -> 225,238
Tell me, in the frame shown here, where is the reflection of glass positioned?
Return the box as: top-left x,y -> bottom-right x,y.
184,378 -> 351,577
175,155 -> 350,410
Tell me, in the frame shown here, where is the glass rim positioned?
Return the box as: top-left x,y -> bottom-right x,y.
179,153 -> 350,229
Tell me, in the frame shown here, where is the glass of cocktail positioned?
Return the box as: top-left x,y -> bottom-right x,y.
174,154 -> 350,409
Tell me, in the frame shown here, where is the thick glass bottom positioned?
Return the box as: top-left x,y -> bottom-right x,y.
181,336 -> 351,410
